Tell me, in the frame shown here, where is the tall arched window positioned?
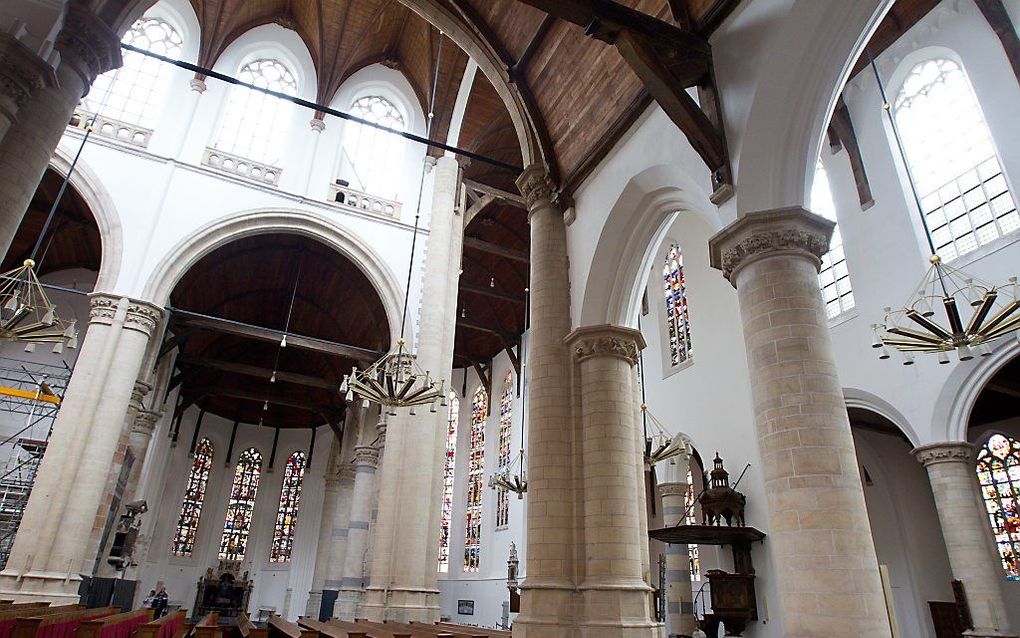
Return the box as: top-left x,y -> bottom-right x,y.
813,161 -> 855,318
663,243 -> 692,368
82,17 -> 183,128
343,96 -> 406,199
171,438 -> 213,556
977,434 -> 1020,581
894,58 -> 1018,261
438,393 -> 459,573
464,385 -> 487,572
495,373 -> 513,528
269,451 -> 306,563
214,58 -> 297,165
218,447 -> 263,561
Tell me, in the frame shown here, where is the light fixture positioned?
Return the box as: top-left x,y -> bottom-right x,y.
0,259 -> 78,351
489,447 -> 528,498
642,404 -> 691,466
867,51 -> 1020,361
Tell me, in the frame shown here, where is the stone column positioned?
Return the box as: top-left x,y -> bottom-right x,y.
708,207 -> 892,637
512,165 -> 577,637
0,33 -> 57,144
362,155 -> 461,622
0,293 -> 161,602
0,4 -> 120,258
337,445 -> 380,619
913,443 -> 1017,637
566,325 -> 658,637
307,434 -> 344,618
657,459 -> 697,638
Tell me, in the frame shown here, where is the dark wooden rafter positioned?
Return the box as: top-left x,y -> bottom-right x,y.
458,281 -> 526,305
457,316 -> 519,343
508,13 -> 555,80
974,0 -> 1020,85
462,236 -> 529,263
513,0 -> 733,201
826,98 -> 874,210
463,179 -> 527,209
175,354 -> 337,391
472,360 -> 493,414
184,385 -> 344,419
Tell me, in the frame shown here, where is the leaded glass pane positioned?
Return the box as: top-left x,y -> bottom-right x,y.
685,469 -> 701,582
214,59 -> 297,164
344,96 -> 407,199
218,448 -> 262,561
812,161 -> 855,318
495,373 -> 513,529
269,451 -> 305,563
977,434 -> 1020,581
662,244 -> 693,367
464,386 -> 487,572
171,438 -> 214,556
438,393 -> 459,573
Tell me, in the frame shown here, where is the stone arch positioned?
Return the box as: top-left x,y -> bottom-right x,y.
736,0 -> 894,215
843,387 -> 920,447
50,142 -> 124,293
579,164 -> 719,328
140,208 -> 409,350
937,338 -> 1020,443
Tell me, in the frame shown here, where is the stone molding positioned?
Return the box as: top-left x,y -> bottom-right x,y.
352,445 -> 380,470
88,293 -> 164,337
132,409 -> 162,437
338,463 -> 357,484
657,482 -> 688,498
189,78 -> 207,93
912,441 -> 976,467
0,34 -> 57,111
55,5 -> 122,89
565,324 -> 646,366
515,163 -> 555,211
309,117 -> 326,132
708,207 -> 835,285
130,380 -> 153,408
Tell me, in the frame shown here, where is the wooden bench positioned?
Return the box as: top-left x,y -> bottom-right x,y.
303,618 -> 393,638
12,606 -> 117,638
432,624 -> 508,638
138,610 -> 185,638
77,609 -> 152,638
267,616 -> 316,638
191,613 -> 220,638
236,613 -> 267,638
0,604 -> 72,638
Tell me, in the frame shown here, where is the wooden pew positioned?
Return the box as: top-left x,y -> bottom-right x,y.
12,606 -> 117,638
0,604 -> 73,638
313,618 -> 398,638
236,613 -> 267,638
432,624 -> 509,638
191,613 -> 220,638
77,609 -> 152,638
267,616 -> 317,638
138,610 -> 185,638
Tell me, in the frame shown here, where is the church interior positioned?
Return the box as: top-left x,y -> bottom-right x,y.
0,0 -> 1017,637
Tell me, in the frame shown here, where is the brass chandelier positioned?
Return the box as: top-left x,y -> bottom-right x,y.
0,259 -> 78,352
867,51 -> 1020,363
490,447 -> 528,498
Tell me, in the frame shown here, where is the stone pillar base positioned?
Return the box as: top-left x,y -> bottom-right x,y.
305,590 -> 323,618
515,580 -> 659,638
0,570 -> 82,603
334,587 -> 363,621
359,586 -> 439,623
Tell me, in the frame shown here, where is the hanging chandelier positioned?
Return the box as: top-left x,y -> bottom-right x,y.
490,447 -> 528,497
867,51 -> 1020,363
0,260 -> 78,352
642,404 -> 690,466
340,338 -> 447,415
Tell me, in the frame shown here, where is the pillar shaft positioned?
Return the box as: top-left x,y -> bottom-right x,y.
658,478 -> 696,638
708,207 -> 892,637
0,6 -> 120,258
337,445 -> 379,620
914,443 -> 1016,637
0,33 -> 57,144
0,293 -> 161,601
362,155 -> 461,622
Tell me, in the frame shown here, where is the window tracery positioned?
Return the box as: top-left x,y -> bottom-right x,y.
977,434 -> 1020,581
663,243 -> 692,367
812,161 -> 855,318
343,96 -> 407,199
438,393 -> 459,573
218,447 -> 263,561
894,58 -> 1018,261
171,438 -> 213,556
464,385 -> 487,572
269,451 -> 306,563
495,373 -> 513,528
214,58 -> 297,165
83,17 -> 183,128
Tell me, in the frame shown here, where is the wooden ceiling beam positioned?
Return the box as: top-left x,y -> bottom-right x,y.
458,281 -> 526,305
693,0 -> 742,37
457,316 -> 519,343
176,354 -> 337,391
975,0 -> 1020,85
171,311 -> 382,364
463,178 -> 527,209
463,236 -> 529,263
986,382 -> 1020,400
186,385 -> 343,419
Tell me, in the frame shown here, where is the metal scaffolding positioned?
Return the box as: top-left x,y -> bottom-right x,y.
0,356 -> 70,569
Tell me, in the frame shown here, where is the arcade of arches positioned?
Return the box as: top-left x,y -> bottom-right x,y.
0,0 -> 1017,637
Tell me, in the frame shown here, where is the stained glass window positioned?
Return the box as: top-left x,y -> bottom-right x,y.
813,161 -> 855,318
171,438 -> 213,556
269,451 -> 306,563
83,17 -> 183,128
438,393 -> 459,573
977,434 -> 1020,581
495,373 -> 513,528
464,385 -> 487,572
894,58 -> 1018,261
685,469 -> 701,581
218,447 -> 263,561
214,59 -> 297,165
343,96 -> 407,199
663,243 -> 692,367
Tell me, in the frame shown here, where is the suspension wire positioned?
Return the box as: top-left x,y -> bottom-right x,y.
119,42 -> 521,173
637,314 -> 648,443
867,47 -> 949,296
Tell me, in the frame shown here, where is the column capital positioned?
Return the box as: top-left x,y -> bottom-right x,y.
54,5 -> 122,90
515,163 -> 556,210
131,409 -> 162,437
0,33 -> 57,114
337,463 -> 357,485
309,116 -> 326,132
131,380 -> 153,408
708,206 -> 834,285
657,481 -> 688,499
352,445 -> 380,470
912,441 -> 976,467
88,293 -> 164,337
565,324 -> 646,366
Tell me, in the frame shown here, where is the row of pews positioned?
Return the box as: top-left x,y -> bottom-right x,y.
295,618 -> 510,638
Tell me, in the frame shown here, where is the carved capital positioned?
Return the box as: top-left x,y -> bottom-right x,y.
55,5 -> 122,91
337,463 -> 357,484
131,409 -> 162,438
708,207 -> 835,285
88,293 -> 120,325
515,164 -> 556,211
912,441 -> 976,468
565,324 -> 646,366
131,380 -> 153,408
352,445 -> 380,470
0,34 -> 57,114
189,77 -> 207,93
124,300 -> 163,337
657,482 -> 688,499
88,293 -> 164,337
309,116 -> 326,132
